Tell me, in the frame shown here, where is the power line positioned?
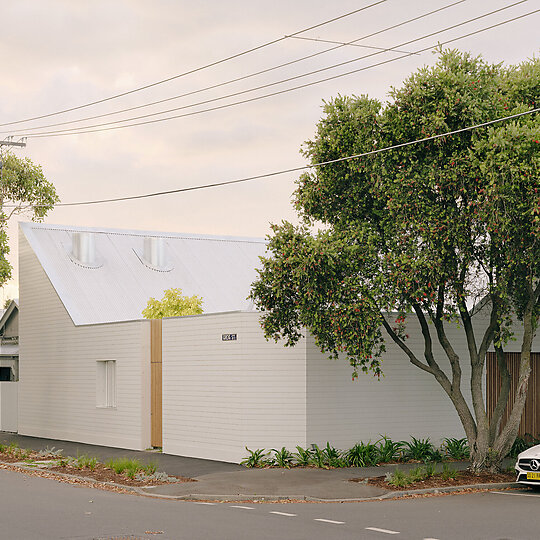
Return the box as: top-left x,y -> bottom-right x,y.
17,6 -> 538,139
289,35 -> 420,53
0,1 -> 388,128
5,108 -> 536,208
3,0 -> 467,135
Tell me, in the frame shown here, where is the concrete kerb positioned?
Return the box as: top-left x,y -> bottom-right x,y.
306,481 -> 522,502
0,459 -> 522,502
135,482 -> 522,503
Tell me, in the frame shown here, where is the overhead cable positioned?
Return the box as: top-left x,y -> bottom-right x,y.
5,108 -> 536,208
15,7 -> 538,139
0,1 -> 388,128
2,0 -> 468,135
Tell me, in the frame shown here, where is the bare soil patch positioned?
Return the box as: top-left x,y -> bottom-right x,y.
353,470 -> 516,491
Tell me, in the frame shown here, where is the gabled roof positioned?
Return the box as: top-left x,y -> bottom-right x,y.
0,299 -> 18,332
21,222 -> 267,326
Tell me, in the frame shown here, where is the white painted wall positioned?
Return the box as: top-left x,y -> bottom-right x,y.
18,232 -> 151,450
162,312 -> 307,463
0,382 -> 18,432
306,316 -> 473,449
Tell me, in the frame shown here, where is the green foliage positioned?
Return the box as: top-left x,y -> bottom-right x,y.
385,468 -> 411,487
240,447 -> 269,468
426,448 -> 445,463
441,462 -> 458,480
443,437 -> 470,460
76,454 -> 97,470
322,442 -> 345,468
142,288 -> 203,319
387,463 -> 450,487
144,461 -> 158,475
345,441 -> 379,467
271,447 -> 294,468
508,434 -> 540,458
249,49 -> 540,468
309,444 -> 328,469
402,437 -> 435,462
106,457 -> 139,474
0,151 -> 58,287
293,446 -> 312,466
377,436 -> 404,463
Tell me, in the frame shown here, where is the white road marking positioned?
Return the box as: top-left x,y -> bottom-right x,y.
270,511 -> 297,517
230,505 -> 254,510
314,518 -> 345,525
365,527 -> 400,535
193,502 -> 216,505
493,490 -> 540,498
423,538 -> 441,540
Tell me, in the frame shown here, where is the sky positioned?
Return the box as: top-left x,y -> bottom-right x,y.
0,0 -> 538,300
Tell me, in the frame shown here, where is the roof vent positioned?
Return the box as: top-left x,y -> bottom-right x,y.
136,237 -> 173,272
69,232 -> 102,268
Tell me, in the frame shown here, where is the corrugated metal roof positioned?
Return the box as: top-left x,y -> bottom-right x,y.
21,222 -> 267,326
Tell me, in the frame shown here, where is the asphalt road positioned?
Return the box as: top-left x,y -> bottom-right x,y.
0,468 -> 538,540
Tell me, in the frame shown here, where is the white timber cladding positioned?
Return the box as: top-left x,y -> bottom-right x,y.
0,382 -> 18,432
306,315 -> 477,449
162,312 -> 307,464
18,232 -> 151,450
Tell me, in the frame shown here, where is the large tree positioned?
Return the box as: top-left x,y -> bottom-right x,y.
250,49 -> 539,472
0,151 -> 58,285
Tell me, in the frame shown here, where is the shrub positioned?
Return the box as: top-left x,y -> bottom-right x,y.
76,454 -> 98,470
293,446 -> 312,466
144,461 -> 158,475
426,447 -> 444,463
345,441 -> 379,467
377,437 -> 404,463
402,437 -> 435,462
322,443 -> 345,468
385,468 -> 411,488
309,444 -> 328,469
240,448 -> 269,468
440,462 -> 458,480
508,434 -> 540,458
442,437 -> 470,460
271,447 -> 294,468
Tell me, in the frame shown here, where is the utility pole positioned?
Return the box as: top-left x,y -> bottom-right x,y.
0,137 -> 27,183
0,137 -> 26,148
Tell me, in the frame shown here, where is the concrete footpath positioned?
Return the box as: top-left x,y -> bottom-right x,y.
0,433 -> 519,502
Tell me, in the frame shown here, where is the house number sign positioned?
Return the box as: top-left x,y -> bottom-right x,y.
222,333 -> 237,341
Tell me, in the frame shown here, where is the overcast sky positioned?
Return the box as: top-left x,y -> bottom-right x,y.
0,0 -> 538,299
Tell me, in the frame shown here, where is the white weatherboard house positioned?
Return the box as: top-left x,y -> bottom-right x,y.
0,299 -> 19,432
18,222 -> 539,463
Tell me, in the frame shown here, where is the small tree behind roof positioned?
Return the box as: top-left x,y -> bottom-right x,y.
142,288 -> 203,319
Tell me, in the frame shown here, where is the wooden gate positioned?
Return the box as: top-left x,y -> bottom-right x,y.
486,352 -> 540,438
151,319 -> 163,447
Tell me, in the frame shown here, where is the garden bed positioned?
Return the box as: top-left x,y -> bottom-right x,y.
0,443 -> 194,487
352,469 -> 516,491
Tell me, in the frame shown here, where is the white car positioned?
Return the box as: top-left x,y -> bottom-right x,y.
515,444 -> 540,487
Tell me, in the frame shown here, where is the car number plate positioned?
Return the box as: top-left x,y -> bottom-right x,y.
526,472 -> 540,480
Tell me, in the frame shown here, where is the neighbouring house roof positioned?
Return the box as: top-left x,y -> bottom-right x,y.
20,222 -> 267,326
0,299 -> 19,356
0,299 -> 18,330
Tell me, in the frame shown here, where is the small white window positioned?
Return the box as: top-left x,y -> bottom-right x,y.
96,360 -> 116,408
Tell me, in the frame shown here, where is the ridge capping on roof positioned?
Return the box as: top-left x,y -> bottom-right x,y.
21,221 -> 266,245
